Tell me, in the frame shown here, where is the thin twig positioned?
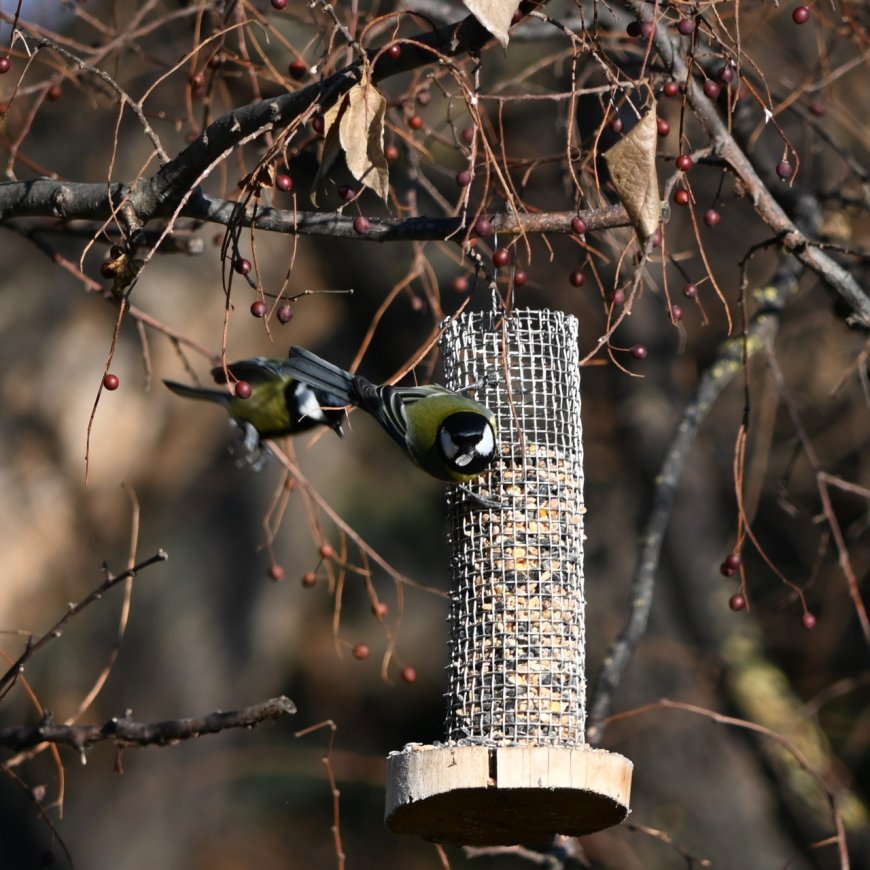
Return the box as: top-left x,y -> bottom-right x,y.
0,551 -> 168,699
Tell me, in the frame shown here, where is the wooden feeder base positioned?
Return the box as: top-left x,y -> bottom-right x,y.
385,744 -> 632,846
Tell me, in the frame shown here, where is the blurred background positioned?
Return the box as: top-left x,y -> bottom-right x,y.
0,1 -> 868,868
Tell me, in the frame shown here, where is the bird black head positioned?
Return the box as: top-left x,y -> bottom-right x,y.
437,411 -> 497,475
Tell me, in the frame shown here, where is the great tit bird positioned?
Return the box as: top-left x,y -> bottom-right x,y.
282,346 -> 497,482
164,357 -> 346,456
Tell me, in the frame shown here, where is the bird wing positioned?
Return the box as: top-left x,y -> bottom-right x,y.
211,357 -> 287,386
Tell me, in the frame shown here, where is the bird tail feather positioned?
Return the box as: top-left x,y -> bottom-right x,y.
163,380 -> 231,406
285,347 -> 358,405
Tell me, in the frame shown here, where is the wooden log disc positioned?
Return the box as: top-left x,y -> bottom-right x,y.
385,744 -> 632,846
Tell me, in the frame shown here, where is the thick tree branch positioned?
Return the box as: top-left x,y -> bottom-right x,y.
0,179 -> 630,240
0,696 -> 296,752
135,10 -> 495,222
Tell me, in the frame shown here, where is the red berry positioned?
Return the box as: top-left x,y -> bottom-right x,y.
776,160 -> 794,180
676,154 -> 694,171
514,270 -> 528,287
353,216 -> 370,234
452,276 -> 470,293
569,270 -> 585,287
319,543 -> 335,560
400,666 -> 417,683
651,229 -> 662,248
630,344 -> 648,360
656,117 -> 670,137
808,101 -> 825,117
671,304 -> 684,322
611,288 -> 626,306
663,81 -> 680,98
640,21 -> 656,38
683,282 -> 698,298
268,564 -> 285,581
47,83 -> 63,101
410,296 -> 425,312
352,643 -> 370,660
493,248 -> 511,268
373,602 -> 389,618
271,0 -> 287,8
677,17 -> 695,35
801,611 -> 816,630
456,169 -> 472,187
674,188 -> 690,206
704,208 -> 721,227
188,72 -> 205,90
311,114 -> 325,135
250,300 -> 267,318
103,373 -> 120,391
571,216 -> 588,235
729,593 -> 747,611
302,571 -> 317,588
610,117 -> 624,134
235,381 -> 252,399
792,5 -> 810,24
288,59 -> 308,80
338,184 -> 356,201
276,173 -> 293,191
387,43 -> 402,59
277,304 -> 294,323
718,65 -> 735,84
408,115 -> 424,130
703,80 -> 721,100
724,552 -> 742,571
461,126 -> 475,145
385,144 -> 400,161
0,56 -> 11,74
234,257 -> 252,275
474,216 -> 493,236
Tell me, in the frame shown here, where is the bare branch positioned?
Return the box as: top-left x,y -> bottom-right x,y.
0,551 -> 168,699
0,696 -> 296,752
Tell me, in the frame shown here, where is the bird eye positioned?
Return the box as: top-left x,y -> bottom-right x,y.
438,412 -> 496,474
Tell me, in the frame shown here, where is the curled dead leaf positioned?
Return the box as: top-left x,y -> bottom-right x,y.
603,110 -> 662,241
340,79 -> 389,201
463,0 -> 522,49
313,78 -> 389,204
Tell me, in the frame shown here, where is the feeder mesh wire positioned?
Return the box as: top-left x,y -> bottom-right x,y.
440,309 -> 586,746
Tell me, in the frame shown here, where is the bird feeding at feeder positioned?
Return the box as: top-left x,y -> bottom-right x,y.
283,346 -> 498,482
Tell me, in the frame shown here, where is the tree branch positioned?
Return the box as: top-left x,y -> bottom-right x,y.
0,696 -> 296,752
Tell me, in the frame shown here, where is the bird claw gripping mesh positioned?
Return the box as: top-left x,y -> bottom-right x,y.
440,309 -> 587,747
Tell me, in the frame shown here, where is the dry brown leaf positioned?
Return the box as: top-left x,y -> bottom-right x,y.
603,110 -> 661,241
463,0 -> 522,48
312,79 -> 389,204
311,95 -> 348,206
339,79 -> 389,201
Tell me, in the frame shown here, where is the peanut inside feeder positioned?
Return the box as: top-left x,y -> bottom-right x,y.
385,309 -> 632,846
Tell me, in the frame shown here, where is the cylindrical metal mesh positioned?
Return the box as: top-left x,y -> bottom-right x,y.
440,308 -> 586,746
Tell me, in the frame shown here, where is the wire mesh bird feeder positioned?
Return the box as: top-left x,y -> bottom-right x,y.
385,308 -> 632,846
